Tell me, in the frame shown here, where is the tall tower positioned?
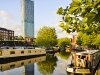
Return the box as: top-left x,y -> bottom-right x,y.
21,0 -> 34,38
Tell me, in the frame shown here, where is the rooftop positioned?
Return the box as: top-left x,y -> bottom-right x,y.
0,27 -> 14,31
76,50 -> 99,55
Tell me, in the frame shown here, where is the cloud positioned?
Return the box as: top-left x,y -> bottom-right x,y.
0,11 -> 18,21
34,29 -> 39,37
0,10 -> 10,21
52,11 -> 62,22
52,23 -> 73,38
34,21 -> 73,38
0,10 -> 21,36
54,24 -> 77,38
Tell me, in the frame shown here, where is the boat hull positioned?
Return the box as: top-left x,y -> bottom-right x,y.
66,65 -> 91,75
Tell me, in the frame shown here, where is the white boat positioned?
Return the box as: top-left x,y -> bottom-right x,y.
66,50 -> 100,75
0,47 -> 46,58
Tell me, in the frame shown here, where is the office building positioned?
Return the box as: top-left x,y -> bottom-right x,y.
21,0 -> 34,38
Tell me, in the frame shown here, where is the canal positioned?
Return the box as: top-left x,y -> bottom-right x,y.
0,51 -> 100,75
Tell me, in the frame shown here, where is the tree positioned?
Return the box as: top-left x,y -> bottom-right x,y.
17,35 -> 24,40
76,32 -> 83,46
94,34 -> 100,49
57,37 -> 71,47
76,32 -> 97,48
24,36 -> 33,45
57,0 -> 100,34
35,26 -> 57,48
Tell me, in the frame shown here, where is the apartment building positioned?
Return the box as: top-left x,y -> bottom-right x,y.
0,27 -> 14,40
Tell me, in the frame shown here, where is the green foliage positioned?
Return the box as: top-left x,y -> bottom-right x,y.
76,32 -> 83,46
37,54 -> 58,75
76,32 -> 97,48
57,38 -> 71,47
17,35 -> 24,40
57,0 -> 100,34
35,26 -> 57,47
58,50 -> 71,60
0,40 -> 25,46
95,34 -> 100,46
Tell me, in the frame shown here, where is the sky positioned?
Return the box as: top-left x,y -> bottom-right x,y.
0,0 -> 74,38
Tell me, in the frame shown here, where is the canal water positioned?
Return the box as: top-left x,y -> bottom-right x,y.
0,51 -> 100,75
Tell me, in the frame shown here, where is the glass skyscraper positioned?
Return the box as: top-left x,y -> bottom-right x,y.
21,0 -> 34,38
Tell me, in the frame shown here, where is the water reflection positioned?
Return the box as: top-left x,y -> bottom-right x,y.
22,64 -> 34,75
37,54 -> 58,75
0,56 -> 46,71
95,63 -> 100,75
0,52 -> 76,75
58,50 -> 71,60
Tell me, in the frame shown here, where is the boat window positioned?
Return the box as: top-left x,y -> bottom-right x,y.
28,50 -> 31,53
21,51 -> 24,54
10,51 -> 15,54
10,64 -> 15,68
0,51 -> 2,56
28,61 -> 31,63
81,56 -> 86,59
76,55 -> 90,68
0,66 -> 2,70
21,62 -> 24,65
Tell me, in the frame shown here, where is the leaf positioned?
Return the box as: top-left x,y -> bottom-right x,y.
68,7 -> 79,14
65,15 -> 70,22
70,0 -> 81,7
94,0 -> 100,8
86,0 -> 91,3
56,7 -> 63,15
81,6 -> 92,16
68,0 -> 82,14
59,23 -> 64,27
67,29 -> 71,33
83,17 -> 88,23
87,12 -> 96,25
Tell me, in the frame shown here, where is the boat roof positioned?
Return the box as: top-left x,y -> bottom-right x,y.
76,50 -> 99,55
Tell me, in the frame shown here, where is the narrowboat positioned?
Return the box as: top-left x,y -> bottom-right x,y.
0,47 -> 46,58
66,50 -> 100,75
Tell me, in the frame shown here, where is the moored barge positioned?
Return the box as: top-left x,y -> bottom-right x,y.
66,50 -> 100,75
0,47 -> 46,58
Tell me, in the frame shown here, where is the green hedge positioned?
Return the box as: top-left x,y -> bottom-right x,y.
0,40 -> 25,46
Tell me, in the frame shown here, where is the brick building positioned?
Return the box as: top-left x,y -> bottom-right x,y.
0,27 -> 14,40
71,35 -> 78,47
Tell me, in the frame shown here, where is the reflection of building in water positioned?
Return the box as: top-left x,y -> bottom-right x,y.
22,66 -> 25,75
22,64 -> 34,75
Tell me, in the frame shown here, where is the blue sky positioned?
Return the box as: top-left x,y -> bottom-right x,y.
0,0 -> 73,38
